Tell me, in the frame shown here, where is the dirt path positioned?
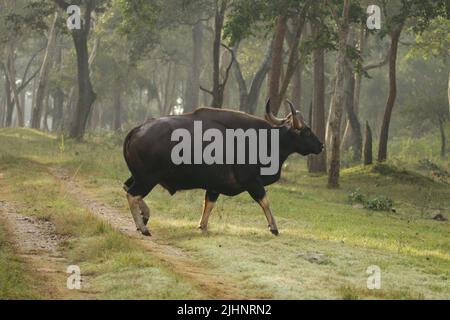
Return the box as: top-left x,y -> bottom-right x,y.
0,200 -> 93,299
49,167 -> 249,299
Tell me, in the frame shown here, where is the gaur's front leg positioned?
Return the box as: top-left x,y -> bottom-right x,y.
245,180 -> 279,235
198,190 -> 220,232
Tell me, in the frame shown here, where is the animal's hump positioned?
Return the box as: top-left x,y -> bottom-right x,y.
192,107 -> 268,123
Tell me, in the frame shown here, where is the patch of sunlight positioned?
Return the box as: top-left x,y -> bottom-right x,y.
156,216 -> 271,237
284,226 -> 450,262
0,128 -> 56,141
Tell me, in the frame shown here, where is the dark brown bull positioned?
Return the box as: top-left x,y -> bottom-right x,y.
123,100 -> 323,236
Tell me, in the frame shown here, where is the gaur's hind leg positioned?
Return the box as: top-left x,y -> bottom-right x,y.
245,180 -> 279,235
139,200 -> 150,226
124,177 -> 151,227
126,194 -> 151,236
198,190 -> 219,232
125,178 -> 155,236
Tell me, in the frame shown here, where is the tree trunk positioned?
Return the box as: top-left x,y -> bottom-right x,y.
327,0 -> 350,188
52,88 -> 64,132
270,2 -> 310,114
438,117 -> 446,159
342,26 -> 366,150
269,15 -> 287,114
0,96 -> 4,127
210,0 -> 228,108
89,102 -> 100,130
246,55 -> 271,115
31,12 -> 58,129
233,50 -> 248,112
234,41 -> 272,114
309,33 -> 327,173
291,63 -> 302,107
52,38 -> 64,133
377,25 -> 403,162
364,121 -> 373,165
184,21 -> 203,112
343,62 -> 362,162
42,92 -> 50,131
113,90 -> 122,131
4,71 -> 13,127
447,72 -> 450,114
69,33 -> 96,140
4,45 -> 24,127
53,0 -> 97,140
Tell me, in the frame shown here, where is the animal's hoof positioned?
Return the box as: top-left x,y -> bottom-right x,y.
270,229 -> 279,236
198,225 -> 208,233
141,229 -> 152,236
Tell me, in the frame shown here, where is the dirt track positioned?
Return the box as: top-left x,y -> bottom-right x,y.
48,167 -> 248,299
0,200 -> 93,299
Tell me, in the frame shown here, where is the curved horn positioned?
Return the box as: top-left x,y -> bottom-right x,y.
265,99 -> 286,126
286,100 -> 304,129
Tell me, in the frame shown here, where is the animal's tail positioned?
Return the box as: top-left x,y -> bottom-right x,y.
122,126 -> 142,192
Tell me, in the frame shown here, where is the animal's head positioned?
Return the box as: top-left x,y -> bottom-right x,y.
265,99 -> 324,156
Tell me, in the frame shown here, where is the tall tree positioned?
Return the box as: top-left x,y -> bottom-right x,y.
200,0 -> 234,108
377,23 -> 403,162
53,0 -> 102,140
327,0 -> 350,188
31,12 -> 58,129
184,20 -> 204,112
377,0 -> 448,162
308,23 -> 327,173
269,1 -> 311,114
232,41 -> 273,114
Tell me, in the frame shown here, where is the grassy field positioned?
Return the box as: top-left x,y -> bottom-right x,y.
0,128 -> 449,299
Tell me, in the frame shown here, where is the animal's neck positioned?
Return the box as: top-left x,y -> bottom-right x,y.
278,127 -> 296,166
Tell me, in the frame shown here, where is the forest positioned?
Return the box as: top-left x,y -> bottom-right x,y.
0,0 -> 449,300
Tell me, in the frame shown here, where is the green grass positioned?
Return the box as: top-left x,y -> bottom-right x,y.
0,222 -> 40,299
0,129 -> 204,299
0,128 -> 449,299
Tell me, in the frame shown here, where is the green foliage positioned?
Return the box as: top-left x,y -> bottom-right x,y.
0,224 -> 39,299
348,188 -> 394,212
224,0 -> 312,44
418,159 -> 450,182
348,188 -> 366,203
2,129 -> 450,299
407,16 -> 450,62
364,196 -> 393,211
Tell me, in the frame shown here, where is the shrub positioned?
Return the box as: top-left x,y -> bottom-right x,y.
348,189 -> 394,212
364,196 -> 393,212
348,188 -> 366,204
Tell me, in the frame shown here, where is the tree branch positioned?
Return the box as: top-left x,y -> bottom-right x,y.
220,43 -> 235,89
363,55 -> 389,71
17,68 -> 39,93
53,0 -> 70,10
200,85 -> 214,96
